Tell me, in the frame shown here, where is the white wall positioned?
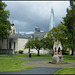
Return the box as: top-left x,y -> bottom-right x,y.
0,39 -> 8,49
0,38 -> 51,54
2,39 -> 8,49
17,38 -> 28,52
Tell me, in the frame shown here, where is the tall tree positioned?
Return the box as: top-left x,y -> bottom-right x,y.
47,24 -> 69,48
61,0 -> 75,55
0,1 -> 11,40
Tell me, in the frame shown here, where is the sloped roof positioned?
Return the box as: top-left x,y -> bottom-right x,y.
9,34 -> 25,39
34,32 -> 47,38
23,34 -> 33,39
8,32 -> 47,39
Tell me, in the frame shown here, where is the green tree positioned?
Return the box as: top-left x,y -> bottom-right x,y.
33,37 -> 43,56
47,24 -> 69,48
0,2 -> 11,40
25,39 -> 34,57
61,0 -> 75,55
41,37 -> 53,50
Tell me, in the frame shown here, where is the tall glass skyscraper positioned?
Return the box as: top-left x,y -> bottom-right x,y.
49,8 -> 55,31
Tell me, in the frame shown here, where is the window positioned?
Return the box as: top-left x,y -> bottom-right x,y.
9,42 -> 11,49
14,42 -> 15,49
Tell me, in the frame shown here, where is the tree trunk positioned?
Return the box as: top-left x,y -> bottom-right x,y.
37,50 -> 40,56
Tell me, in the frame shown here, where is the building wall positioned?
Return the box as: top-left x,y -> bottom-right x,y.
2,39 -> 8,49
24,48 -> 50,55
13,38 -> 50,54
0,39 -> 7,49
8,39 -> 18,54
17,38 -> 28,53
0,40 -> 2,49
0,38 -> 51,54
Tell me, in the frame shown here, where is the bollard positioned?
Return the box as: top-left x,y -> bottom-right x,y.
29,53 -> 31,58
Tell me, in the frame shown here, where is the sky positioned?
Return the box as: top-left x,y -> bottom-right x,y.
4,1 -> 70,33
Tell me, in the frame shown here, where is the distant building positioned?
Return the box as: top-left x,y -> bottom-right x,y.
35,26 -> 40,33
49,8 -> 55,31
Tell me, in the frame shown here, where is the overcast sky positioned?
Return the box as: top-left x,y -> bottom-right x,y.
4,1 -> 70,33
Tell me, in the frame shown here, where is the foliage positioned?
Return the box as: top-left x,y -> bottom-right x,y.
32,37 -> 43,56
25,39 -> 34,55
19,50 -> 23,54
41,37 -> 53,50
62,48 -> 69,55
48,24 -> 68,41
0,2 -> 11,40
61,0 -> 75,55
25,39 -> 34,49
33,37 -> 43,50
47,24 -> 69,48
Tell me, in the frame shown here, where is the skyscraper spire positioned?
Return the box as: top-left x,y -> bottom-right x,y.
49,8 -> 55,31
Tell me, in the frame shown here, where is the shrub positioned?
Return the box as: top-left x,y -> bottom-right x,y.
19,50 -> 23,54
64,52 -> 69,55
15,51 -> 17,54
62,48 -> 69,55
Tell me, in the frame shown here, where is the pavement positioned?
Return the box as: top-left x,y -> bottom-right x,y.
11,57 -> 42,61
0,67 -> 62,74
22,60 -> 75,68
0,56 -> 75,74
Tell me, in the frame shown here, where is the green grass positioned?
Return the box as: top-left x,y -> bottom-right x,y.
0,54 -> 75,61
0,57 -> 37,72
13,53 -> 52,58
63,55 -> 74,59
55,68 -> 75,74
13,54 -> 53,61
13,54 -> 75,61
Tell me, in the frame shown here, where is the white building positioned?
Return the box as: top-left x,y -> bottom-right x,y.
0,24 -> 50,54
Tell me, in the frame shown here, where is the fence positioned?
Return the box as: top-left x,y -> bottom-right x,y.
0,49 -> 13,55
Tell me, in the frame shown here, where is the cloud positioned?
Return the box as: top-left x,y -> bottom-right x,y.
4,1 -> 70,32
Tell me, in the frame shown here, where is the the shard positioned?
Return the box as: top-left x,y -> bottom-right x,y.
49,8 -> 55,31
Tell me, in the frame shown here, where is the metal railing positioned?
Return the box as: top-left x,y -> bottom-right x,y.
0,49 -> 13,55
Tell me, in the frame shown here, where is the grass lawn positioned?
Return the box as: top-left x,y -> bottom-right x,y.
0,57 -> 37,72
12,54 -> 75,61
55,68 -> 75,74
0,54 -> 75,61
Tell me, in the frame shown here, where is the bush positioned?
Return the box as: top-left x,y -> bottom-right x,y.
19,50 -> 23,54
62,48 -> 69,55
64,52 -> 69,55
15,51 -> 17,54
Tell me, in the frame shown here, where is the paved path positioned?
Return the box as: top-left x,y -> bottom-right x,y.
0,57 -> 75,74
11,56 -> 75,61
11,57 -> 42,61
0,67 -> 62,74
23,61 -> 75,68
